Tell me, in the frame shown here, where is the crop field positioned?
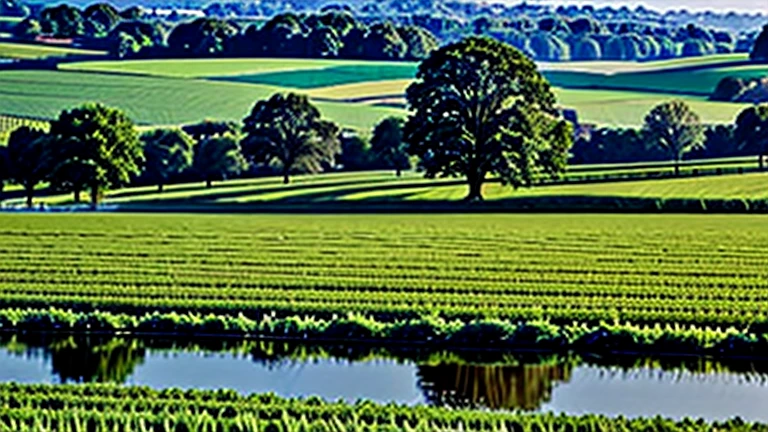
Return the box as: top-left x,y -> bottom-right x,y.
538,53 -> 749,74
0,55 -> 753,129
0,42 -> 107,60
544,64 -> 768,97
0,70 -> 404,129
1,213 -> 768,326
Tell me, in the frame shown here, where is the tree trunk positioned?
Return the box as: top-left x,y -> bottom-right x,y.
206,179 -> 212,188
158,183 -> 164,193
465,173 -> 485,202
25,185 -> 34,209
283,171 -> 290,185
73,186 -> 81,204
90,184 -> 99,209
760,154 -> 765,170
674,159 -> 680,177
396,168 -> 402,177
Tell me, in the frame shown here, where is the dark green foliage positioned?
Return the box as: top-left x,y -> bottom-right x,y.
182,120 -> 240,142
363,22 -> 407,60
242,93 -> 340,184
108,20 -> 166,58
140,129 -> 195,192
168,18 -> 239,56
12,18 -> 41,39
528,31 -> 570,61
192,134 -> 247,188
681,39 -> 715,57
48,103 -> 142,205
603,34 -> 641,60
397,25 -> 438,60
570,36 -> 601,60
710,77 -> 748,101
643,101 -> 706,175
337,131 -> 374,171
370,116 -> 409,176
406,37 -> 572,201
83,3 -> 119,37
40,4 -> 84,38
752,25 -> 768,62
5,127 -> 52,207
734,105 -> 768,169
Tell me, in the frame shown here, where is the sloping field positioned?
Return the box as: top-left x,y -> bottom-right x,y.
61,58 -> 418,81
223,63 -> 418,88
0,70 -> 405,129
0,41 -> 107,59
544,64 -> 768,96
538,53 -> 749,74
1,212 -> 767,325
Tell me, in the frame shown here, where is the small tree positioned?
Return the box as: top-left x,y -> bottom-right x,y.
192,135 -> 247,188
734,105 -> 768,169
643,101 -> 706,176
750,24 -> 768,63
6,127 -> 52,208
405,36 -> 572,201
49,103 -> 143,206
141,129 -> 195,192
371,117 -> 409,177
242,93 -> 340,184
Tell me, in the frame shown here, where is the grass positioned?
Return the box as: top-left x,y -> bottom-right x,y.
0,42 -> 107,60
0,70 -> 405,129
538,53 -> 749,74
220,64 -> 418,88
61,58 -> 418,80
1,213 -> 767,326
544,64 -> 768,96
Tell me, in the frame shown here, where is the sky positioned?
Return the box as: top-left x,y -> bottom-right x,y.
528,0 -> 768,13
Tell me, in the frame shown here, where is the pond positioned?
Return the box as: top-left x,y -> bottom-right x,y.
1,334 -> 767,421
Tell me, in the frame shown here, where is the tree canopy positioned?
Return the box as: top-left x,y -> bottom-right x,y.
5,127 -> 52,208
49,103 -> 143,205
734,105 -> 768,169
751,25 -> 768,63
242,93 -> 340,184
405,36 -> 572,201
643,100 -> 706,175
192,135 -> 247,188
371,117 -> 409,177
141,129 -> 195,192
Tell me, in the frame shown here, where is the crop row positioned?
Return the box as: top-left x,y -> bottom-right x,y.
2,214 -> 768,325
0,383 -> 765,432
1,308 -> 767,357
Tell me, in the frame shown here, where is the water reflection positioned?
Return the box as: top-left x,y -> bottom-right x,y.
418,362 -> 573,410
2,333 -> 768,419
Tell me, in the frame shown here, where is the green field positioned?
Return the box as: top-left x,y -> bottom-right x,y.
0,70 -> 404,129
0,42 -> 107,60
538,53 -> 749,74
1,213 -> 767,325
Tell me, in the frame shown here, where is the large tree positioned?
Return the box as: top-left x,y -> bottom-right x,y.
371,116 -> 409,177
141,129 -> 195,192
643,100 -> 705,176
751,25 -> 768,63
5,127 -> 52,208
734,105 -> 768,169
49,103 -> 143,206
405,36 -> 572,201
242,93 -> 340,184
192,135 -> 247,188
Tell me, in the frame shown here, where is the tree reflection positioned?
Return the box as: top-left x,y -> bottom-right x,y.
47,336 -> 147,383
417,361 -> 574,411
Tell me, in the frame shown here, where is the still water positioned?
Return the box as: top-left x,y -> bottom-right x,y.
1,334 -> 767,421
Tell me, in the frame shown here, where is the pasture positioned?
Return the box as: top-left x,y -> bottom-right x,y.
1,213 -> 767,326
47,55 -> 757,128
0,70 -> 405,129
0,42 -> 106,59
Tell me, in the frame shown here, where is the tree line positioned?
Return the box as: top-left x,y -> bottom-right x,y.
11,1 -> 768,63
0,96 -> 411,207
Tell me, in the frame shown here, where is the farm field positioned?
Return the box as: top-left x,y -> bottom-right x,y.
45,56 -> 755,128
0,70 -> 404,129
0,42 -> 107,60
1,213 -> 768,326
